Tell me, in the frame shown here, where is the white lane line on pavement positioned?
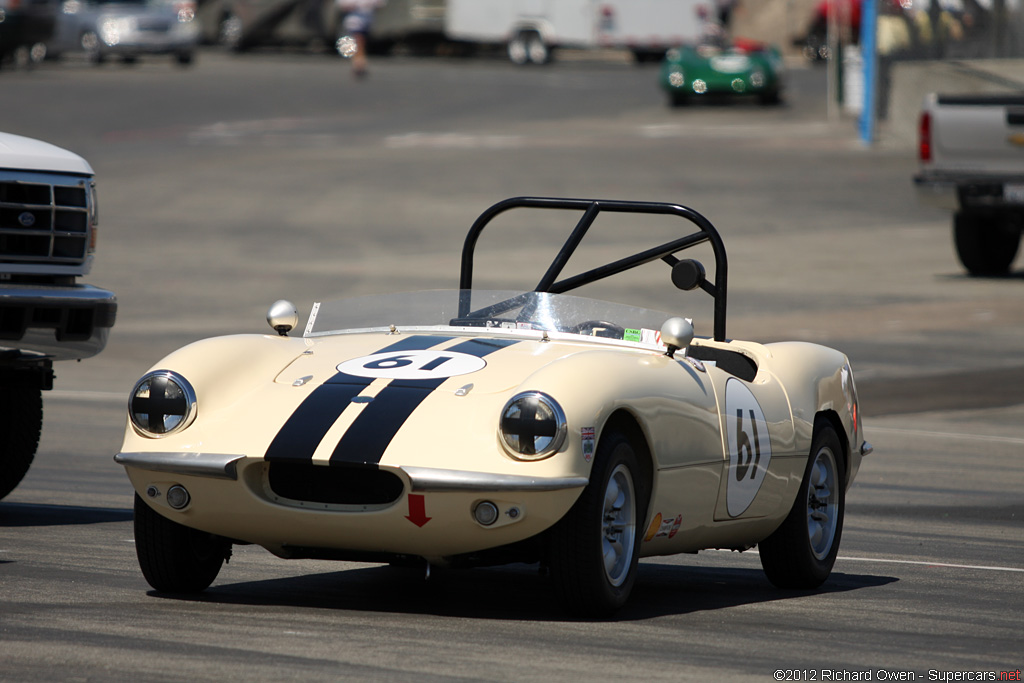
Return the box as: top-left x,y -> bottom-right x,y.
867,425 -> 1024,446
838,556 -> 1024,573
705,548 -> 1023,574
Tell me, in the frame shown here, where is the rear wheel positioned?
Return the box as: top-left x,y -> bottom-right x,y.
0,384 -> 42,500
218,12 -> 243,51
133,493 -> 230,593
548,429 -> 648,616
81,31 -> 103,64
669,92 -> 690,107
953,210 -> 1021,276
759,423 -> 845,588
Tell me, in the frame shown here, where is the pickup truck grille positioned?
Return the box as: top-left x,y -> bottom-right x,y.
0,171 -> 93,270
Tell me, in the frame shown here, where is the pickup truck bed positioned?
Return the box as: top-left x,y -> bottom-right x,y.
915,93 -> 1024,276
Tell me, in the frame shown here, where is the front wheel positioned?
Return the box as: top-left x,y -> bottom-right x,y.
759,423 -> 845,589
0,384 -> 43,500
548,429 -> 648,616
133,493 -> 230,593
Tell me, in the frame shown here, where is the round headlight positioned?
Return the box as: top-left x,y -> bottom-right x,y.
129,370 -> 197,438
499,392 -> 567,461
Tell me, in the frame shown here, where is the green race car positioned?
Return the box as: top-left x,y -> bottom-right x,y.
660,38 -> 784,107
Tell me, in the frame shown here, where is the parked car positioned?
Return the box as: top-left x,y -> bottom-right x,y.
116,196 -> 869,616
46,0 -> 199,65
205,0 -> 444,54
660,36 -> 785,106
1,131 -> 116,500
0,0 -> 57,67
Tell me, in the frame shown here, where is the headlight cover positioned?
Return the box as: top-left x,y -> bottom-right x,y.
499,391 -> 567,461
129,370 -> 197,438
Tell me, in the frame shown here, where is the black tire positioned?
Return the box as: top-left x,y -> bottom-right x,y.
759,423 -> 845,589
548,429 -> 649,616
669,92 -> 690,108
0,384 -> 43,500
759,89 -> 782,106
133,493 -> 230,593
954,211 -> 1021,276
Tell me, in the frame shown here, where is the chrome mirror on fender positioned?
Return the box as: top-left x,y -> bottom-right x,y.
266,300 -> 298,336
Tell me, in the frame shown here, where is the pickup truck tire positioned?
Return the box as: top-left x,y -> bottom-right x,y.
953,211 -> 1021,276
0,384 -> 43,500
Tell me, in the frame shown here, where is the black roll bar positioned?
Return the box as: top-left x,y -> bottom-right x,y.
458,197 -> 729,342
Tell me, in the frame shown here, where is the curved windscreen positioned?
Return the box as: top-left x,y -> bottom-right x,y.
305,290 -> 683,348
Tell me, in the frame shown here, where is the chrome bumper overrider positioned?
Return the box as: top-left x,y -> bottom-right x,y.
115,452 -> 245,480
115,452 -> 590,492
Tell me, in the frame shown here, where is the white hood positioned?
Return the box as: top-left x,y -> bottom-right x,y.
0,132 -> 93,175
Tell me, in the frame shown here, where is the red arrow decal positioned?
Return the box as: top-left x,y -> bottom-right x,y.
405,493 -> 431,527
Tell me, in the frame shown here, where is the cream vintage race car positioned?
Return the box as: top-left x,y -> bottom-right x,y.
117,197 -> 871,616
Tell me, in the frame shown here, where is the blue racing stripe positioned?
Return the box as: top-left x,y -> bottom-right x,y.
264,335 -> 453,463
328,337 -> 520,466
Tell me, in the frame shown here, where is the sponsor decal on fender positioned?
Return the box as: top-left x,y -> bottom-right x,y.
581,426 -> 595,462
643,512 -> 682,541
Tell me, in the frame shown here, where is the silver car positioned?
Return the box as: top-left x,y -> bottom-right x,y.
47,0 -> 199,65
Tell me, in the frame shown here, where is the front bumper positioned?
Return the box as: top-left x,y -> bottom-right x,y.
116,451 -> 587,561
0,283 -> 117,361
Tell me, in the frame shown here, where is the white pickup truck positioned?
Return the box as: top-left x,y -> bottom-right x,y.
1,132 -> 117,499
914,93 -> 1024,276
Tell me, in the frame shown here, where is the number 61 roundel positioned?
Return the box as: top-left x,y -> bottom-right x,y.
337,350 -> 486,380
724,378 -> 772,517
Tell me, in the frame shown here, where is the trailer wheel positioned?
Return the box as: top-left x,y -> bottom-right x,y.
508,30 -> 549,65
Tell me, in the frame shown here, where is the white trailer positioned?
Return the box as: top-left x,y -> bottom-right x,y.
445,0 -> 706,64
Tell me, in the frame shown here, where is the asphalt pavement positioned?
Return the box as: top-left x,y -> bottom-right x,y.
0,48 -> 1021,681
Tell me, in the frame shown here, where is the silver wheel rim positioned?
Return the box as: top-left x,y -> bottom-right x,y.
602,463 -> 636,587
508,36 -> 527,65
806,446 -> 839,560
527,36 -> 547,64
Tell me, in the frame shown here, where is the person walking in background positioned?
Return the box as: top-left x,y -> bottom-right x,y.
338,0 -> 384,79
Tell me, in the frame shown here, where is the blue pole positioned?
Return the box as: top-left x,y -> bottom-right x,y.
858,0 -> 878,144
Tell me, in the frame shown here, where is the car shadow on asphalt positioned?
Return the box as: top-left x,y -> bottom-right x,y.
0,502 -> 133,527
150,561 -> 898,622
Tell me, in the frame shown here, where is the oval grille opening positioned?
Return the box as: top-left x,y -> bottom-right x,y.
267,462 -> 404,506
